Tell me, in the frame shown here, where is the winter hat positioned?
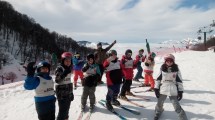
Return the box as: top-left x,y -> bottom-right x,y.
87,54 -> 94,61
36,61 -> 50,73
139,49 -> 144,52
108,49 -> 117,57
164,54 -> 175,62
125,49 -> 132,55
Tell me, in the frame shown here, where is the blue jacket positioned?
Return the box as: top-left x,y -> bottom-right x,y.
24,73 -> 56,102
73,57 -> 85,70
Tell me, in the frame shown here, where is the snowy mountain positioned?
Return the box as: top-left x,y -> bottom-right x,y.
160,38 -> 200,45
0,46 -> 215,120
77,41 -> 110,47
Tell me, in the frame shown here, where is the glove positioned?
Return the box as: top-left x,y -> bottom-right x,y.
145,62 -> 149,66
154,88 -> 160,98
61,68 -> 71,79
26,62 -> 36,76
69,93 -> 74,101
177,91 -> 183,101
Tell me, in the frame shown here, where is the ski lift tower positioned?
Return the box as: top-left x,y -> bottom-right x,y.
197,20 -> 214,50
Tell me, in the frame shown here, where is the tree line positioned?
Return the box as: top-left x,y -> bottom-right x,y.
0,0 -> 95,64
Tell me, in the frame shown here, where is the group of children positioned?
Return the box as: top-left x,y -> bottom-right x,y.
24,48 -> 187,120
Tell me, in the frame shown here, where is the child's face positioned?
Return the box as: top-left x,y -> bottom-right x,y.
64,58 -> 71,66
88,58 -> 94,64
165,59 -> 173,66
111,54 -> 117,59
126,53 -> 132,58
139,51 -> 143,55
40,67 -> 49,73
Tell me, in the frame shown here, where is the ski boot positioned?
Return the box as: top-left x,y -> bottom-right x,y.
81,104 -> 85,112
139,83 -> 150,87
146,88 -> 154,92
126,91 -> 135,96
111,99 -> 121,106
89,104 -> 94,113
118,95 -> 129,101
106,101 -> 114,112
133,78 -> 140,82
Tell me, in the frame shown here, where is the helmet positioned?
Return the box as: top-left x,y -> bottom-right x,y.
164,54 -> 175,61
61,52 -> 72,59
108,50 -> 117,57
87,54 -> 94,60
36,61 -> 50,73
125,49 -> 132,55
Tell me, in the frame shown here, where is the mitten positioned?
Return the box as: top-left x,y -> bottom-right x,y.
26,62 -> 36,76
177,91 -> 183,101
154,88 -> 160,98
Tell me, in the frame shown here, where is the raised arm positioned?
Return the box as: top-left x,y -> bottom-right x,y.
104,40 -> 117,52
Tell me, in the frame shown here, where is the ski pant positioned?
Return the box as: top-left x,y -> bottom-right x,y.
57,99 -> 72,120
98,64 -> 104,82
120,79 -> 132,96
134,65 -> 143,79
106,84 -> 121,101
81,86 -> 96,106
144,73 -> 154,88
155,94 -> 188,120
35,99 -> 56,120
74,70 -> 84,84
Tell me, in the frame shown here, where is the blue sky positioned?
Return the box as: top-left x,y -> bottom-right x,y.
5,0 -> 215,43
178,0 -> 215,10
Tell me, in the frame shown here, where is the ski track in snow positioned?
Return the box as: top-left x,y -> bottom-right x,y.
0,50 -> 215,120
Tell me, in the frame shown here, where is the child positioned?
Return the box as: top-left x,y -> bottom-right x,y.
24,61 -> 56,120
118,49 -> 138,100
133,49 -> 146,82
103,50 -> 123,111
81,54 -> 101,112
55,52 -> 74,120
139,52 -> 156,91
154,54 -> 187,120
73,52 -> 85,88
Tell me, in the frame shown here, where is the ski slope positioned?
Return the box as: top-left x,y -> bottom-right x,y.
0,50 -> 215,120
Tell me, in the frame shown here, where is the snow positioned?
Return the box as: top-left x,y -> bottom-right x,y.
0,52 -> 26,85
0,44 -> 215,120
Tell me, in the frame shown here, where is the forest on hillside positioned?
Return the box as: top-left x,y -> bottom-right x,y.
0,0 -> 95,65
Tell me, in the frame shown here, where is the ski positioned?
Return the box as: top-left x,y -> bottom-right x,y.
127,94 -> 150,101
77,111 -> 84,120
98,101 -> 127,120
118,98 -> 144,108
83,112 -> 92,120
100,100 -> 140,115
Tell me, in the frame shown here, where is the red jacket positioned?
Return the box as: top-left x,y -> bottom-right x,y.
120,55 -> 138,80
103,58 -> 122,86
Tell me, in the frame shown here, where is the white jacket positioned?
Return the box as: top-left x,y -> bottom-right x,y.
155,70 -> 184,96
